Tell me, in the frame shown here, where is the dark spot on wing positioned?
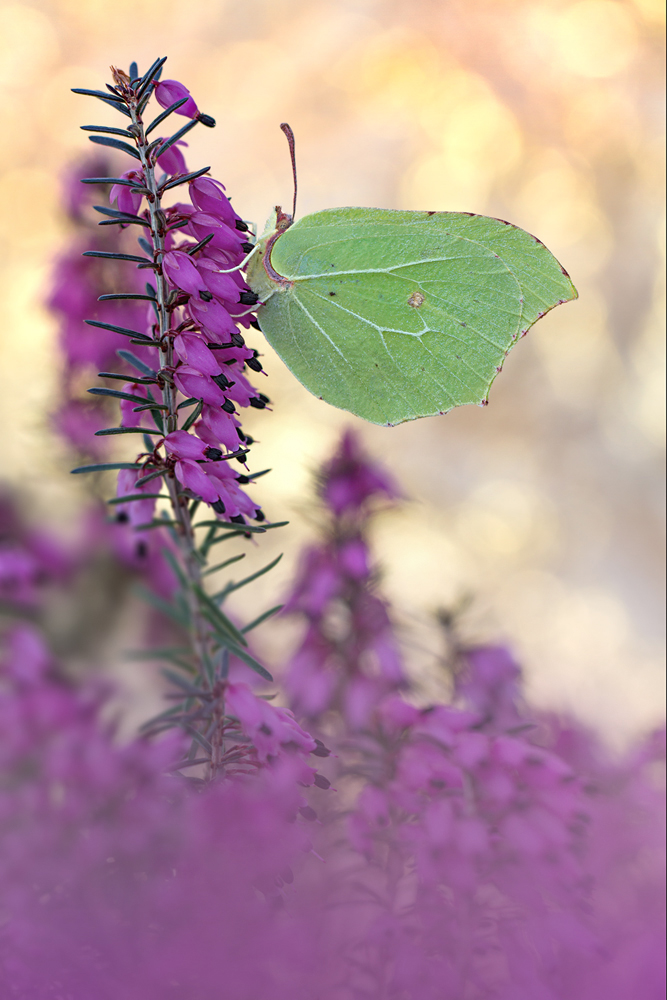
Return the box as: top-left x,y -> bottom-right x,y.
408,291 -> 425,308
329,291 -> 336,296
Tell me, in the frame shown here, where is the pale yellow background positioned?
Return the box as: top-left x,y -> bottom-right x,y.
0,0 -> 664,744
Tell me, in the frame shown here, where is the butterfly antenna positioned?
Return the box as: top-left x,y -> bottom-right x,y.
280,122 -> 298,220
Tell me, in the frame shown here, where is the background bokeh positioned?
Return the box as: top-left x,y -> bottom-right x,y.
0,0 -> 664,744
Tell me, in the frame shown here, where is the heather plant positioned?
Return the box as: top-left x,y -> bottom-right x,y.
0,55 -> 663,999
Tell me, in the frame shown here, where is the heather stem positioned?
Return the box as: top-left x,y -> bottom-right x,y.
123,82 -> 215,706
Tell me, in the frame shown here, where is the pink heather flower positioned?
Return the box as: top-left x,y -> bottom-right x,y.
190,211 -> 247,254
225,682 -> 317,763
173,365 -> 227,406
116,468 -> 156,529
153,78 -> 199,118
110,168 -> 145,216
173,332 -> 221,375
164,428 -> 208,461
320,429 -> 400,516
197,257 -> 244,306
189,176 -> 239,227
156,138 -> 188,176
197,405 -> 244,451
187,295 -> 240,340
162,249 -> 203,295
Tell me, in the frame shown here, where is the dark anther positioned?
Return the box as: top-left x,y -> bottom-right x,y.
314,773 -> 331,790
136,541 -> 148,559
258,393 -> 270,403
236,474 -> 250,484
245,356 -> 263,372
250,397 -> 266,409
235,219 -> 249,232
223,358 -> 236,366
221,398 -> 236,414
230,514 -> 245,524
250,318 -> 262,331
239,290 -> 259,306
231,331 -> 245,347
206,447 -> 224,461
254,509 -> 265,522
236,453 -> 247,464
197,113 -> 216,128
211,373 -> 231,390
298,806 -> 317,822
311,739 -> 331,758
199,289 -> 213,301
244,434 -> 254,445
259,723 -> 273,736
211,499 -> 226,514
241,242 -> 255,254
116,511 -> 129,524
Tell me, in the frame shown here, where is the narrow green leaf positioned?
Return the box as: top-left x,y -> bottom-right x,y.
94,426 -> 163,436
98,371 -> 156,384
145,96 -> 188,136
126,646 -> 191,661
81,176 -> 138,187
193,585 -> 248,647
80,125 -> 134,138
181,398 -> 203,431
214,554 -> 283,601
194,519 -> 267,533
107,493 -> 168,505
83,250 -> 151,265
153,118 -> 199,160
139,703 -> 187,732
160,166 -> 210,192
135,585 -> 189,626
241,604 -> 284,634
201,553 -> 246,577
98,293 -> 155,302
134,468 -> 166,487
88,386 -> 154,405
161,548 -> 188,589
132,519 -> 179,530
71,462 -> 142,475
85,319 -> 153,343
215,641 -> 273,683
117,349 -> 157,377
88,134 -> 140,159
136,56 -> 167,99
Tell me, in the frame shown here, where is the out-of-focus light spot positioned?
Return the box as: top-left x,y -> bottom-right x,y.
514,151 -> 612,259
403,81 -> 522,211
0,169 -> 60,253
555,1 -> 639,78
455,481 -> 556,560
628,0 -> 666,26
0,5 -> 59,88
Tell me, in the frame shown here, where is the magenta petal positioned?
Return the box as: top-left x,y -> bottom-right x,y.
162,251 -> 204,295
175,458 -> 219,502
165,429 -> 207,461
187,296 -> 238,339
173,366 -> 226,406
189,177 -> 237,226
154,79 -> 199,118
173,334 -> 221,376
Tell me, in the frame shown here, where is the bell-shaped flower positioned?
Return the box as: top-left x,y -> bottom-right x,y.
164,429 -> 208,461
188,295 -> 239,340
162,250 -> 204,295
153,78 -> 199,119
190,212 -> 246,254
197,405 -> 243,452
156,139 -> 188,177
173,333 -> 221,376
197,258 -> 243,307
173,365 -> 226,406
109,169 -> 145,217
189,177 -> 239,228
174,458 -> 219,503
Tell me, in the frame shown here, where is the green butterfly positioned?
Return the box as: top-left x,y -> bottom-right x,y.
246,136 -> 577,427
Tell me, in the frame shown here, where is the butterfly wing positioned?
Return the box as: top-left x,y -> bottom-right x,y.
249,208 -> 576,426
